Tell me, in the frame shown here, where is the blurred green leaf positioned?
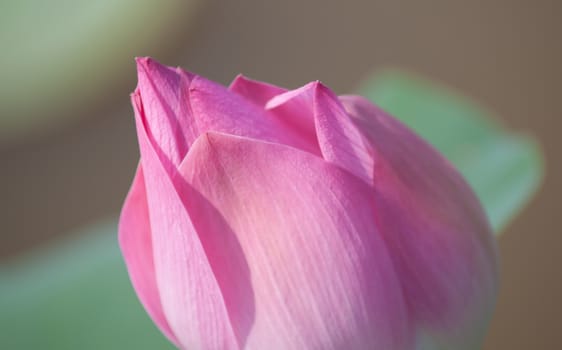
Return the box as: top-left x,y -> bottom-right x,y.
0,0 -> 202,142
0,220 -> 174,350
359,69 -> 543,233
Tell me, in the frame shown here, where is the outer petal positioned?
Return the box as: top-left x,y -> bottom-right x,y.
131,93 -> 239,350
266,82 -> 374,185
340,95 -> 498,349
136,57 -> 317,164
118,166 -> 178,346
178,132 -> 412,350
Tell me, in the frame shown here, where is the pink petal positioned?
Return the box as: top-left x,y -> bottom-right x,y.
265,82 -> 318,149
135,57 -> 197,170
313,84 -> 374,185
178,132 -> 412,350
266,82 -> 374,184
229,76 -> 320,155
265,82 -> 313,110
118,166 -> 179,346
136,57 -> 317,163
229,74 -> 287,107
340,95 -> 498,349
131,93 -> 239,350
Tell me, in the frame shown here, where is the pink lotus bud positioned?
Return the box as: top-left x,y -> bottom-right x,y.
119,57 -> 497,350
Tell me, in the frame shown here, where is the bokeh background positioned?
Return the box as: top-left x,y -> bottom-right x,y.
1,0 -> 560,348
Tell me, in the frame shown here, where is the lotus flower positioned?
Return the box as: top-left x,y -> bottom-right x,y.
119,57 -> 497,350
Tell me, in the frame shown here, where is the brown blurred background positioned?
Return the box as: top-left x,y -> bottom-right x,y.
1,0 -> 560,348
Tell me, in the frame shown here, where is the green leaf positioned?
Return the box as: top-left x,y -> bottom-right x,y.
358,69 -> 543,233
0,220 -> 174,350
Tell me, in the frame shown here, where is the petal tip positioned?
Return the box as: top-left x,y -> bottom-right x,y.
134,56 -> 150,64
135,56 -> 155,72
265,81 -> 317,110
231,73 -> 249,84
229,74 -> 263,92
311,81 -> 337,101
135,56 -> 174,83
